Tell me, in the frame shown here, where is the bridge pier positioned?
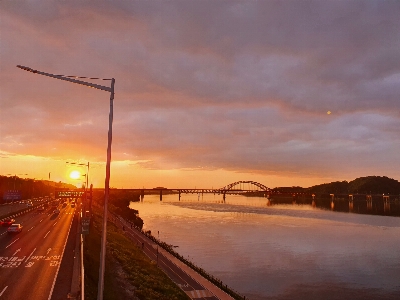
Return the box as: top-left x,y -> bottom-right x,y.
178,190 -> 181,201
140,189 -> 144,202
349,194 -> 353,211
384,201 -> 390,212
160,190 -> 163,201
223,192 -> 226,202
366,195 -> 372,210
383,195 -> 390,212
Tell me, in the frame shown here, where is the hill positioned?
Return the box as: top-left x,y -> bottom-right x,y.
306,176 -> 400,194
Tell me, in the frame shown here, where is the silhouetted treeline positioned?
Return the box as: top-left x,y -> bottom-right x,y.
93,189 -> 144,229
270,176 -> 400,195
0,175 -> 76,203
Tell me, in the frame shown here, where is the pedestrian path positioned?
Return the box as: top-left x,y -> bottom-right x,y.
112,214 -> 234,300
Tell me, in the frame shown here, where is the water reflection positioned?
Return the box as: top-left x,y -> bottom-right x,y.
131,194 -> 400,299
151,192 -> 400,217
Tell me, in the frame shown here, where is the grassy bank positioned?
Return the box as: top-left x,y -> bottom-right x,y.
83,204 -> 190,300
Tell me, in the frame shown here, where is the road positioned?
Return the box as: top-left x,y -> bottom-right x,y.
0,203 -> 76,300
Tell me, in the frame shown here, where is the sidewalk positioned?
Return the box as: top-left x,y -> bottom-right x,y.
157,244 -> 234,300
114,215 -> 234,300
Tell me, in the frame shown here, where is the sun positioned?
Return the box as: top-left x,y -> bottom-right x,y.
70,170 -> 81,179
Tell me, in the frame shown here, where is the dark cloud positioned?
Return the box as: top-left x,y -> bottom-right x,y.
1,1 -> 399,183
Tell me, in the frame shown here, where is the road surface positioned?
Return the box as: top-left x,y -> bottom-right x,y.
0,203 -> 76,300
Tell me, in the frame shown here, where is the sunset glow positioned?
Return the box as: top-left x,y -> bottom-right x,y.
0,1 -> 399,189
69,171 -> 81,180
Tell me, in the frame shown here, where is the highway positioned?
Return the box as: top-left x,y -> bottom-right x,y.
0,203 -> 76,300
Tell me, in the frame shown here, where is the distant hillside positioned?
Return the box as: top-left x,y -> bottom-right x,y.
306,176 -> 400,194
271,186 -> 306,193
0,176 -> 76,202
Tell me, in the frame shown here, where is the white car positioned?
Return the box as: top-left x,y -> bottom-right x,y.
7,224 -> 23,233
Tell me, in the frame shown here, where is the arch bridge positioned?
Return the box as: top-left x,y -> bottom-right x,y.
125,181 -> 271,201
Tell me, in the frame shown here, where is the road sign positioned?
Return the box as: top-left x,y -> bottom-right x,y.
3,190 -> 21,201
82,217 -> 90,235
56,190 -> 84,198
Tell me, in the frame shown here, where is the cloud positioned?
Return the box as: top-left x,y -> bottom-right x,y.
1,1 -> 399,185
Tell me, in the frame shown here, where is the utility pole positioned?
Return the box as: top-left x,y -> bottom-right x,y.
17,65 -> 115,300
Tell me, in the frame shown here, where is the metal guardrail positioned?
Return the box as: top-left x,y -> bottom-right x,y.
80,234 -> 84,300
0,199 -> 52,221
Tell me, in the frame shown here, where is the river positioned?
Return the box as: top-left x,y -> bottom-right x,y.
130,194 -> 400,300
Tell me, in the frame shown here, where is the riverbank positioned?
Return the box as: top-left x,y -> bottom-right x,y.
83,204 -> 190,299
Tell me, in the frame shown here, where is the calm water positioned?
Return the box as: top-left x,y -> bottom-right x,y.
130,194 -> 400,300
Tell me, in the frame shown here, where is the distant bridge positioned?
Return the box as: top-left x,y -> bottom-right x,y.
124,180 -> 271,201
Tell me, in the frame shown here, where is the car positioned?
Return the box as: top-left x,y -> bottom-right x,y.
27,202 -> 33,207
53,209 -> 60,214
71,203 -> 75,208
37,206 -> 45,211
7,224 -> 22,233
1,219 -> 15,227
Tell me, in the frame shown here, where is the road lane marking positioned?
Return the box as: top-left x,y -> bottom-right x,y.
53,221 -> 58,226
25,247 -> 36,262
47,248 -> 52,255
28,226 -> 34,232
0,232 -> 5,236
44,231 -> 50,239
39,219 -> 43,223
5,238 -> 20,249
12,248 -> 21,256
48,209 -> 75,300
0,286 -> 8,297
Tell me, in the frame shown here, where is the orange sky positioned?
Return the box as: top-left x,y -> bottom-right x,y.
1,1 -> 399,189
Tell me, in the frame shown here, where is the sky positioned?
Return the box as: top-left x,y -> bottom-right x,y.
1,0 -> 399,189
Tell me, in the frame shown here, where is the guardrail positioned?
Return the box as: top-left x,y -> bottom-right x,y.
0,199 -> 53,221
107,209 -> 246,300
80,234 -> 84,300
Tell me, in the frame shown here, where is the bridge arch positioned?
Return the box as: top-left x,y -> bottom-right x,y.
220,181 -> 270,192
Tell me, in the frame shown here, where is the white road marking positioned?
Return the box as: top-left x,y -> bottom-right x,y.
5,238 -> 20,249
39,219 -> 43,223
12,248 -> 21,256
0,286 -> 8,297
0,232 -> 5,236
47,212 -> 74,300
53,221 -> 57,226
28,226 -> 34,232
25,247 -> 36,262
47,248 -> 52,255
44,231 -> 50,239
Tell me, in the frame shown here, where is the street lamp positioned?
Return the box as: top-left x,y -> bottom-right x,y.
66,162 -> 90,209
17,65 -> 115,300
66,161 -> 90,188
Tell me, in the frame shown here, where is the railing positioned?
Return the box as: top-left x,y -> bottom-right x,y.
109,210 -> 246,300
80,234 -> 84,300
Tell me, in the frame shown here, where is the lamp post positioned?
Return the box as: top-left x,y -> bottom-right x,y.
66,162 -> 90,189
66,162 -> 90,210
17,65 -> 115,300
